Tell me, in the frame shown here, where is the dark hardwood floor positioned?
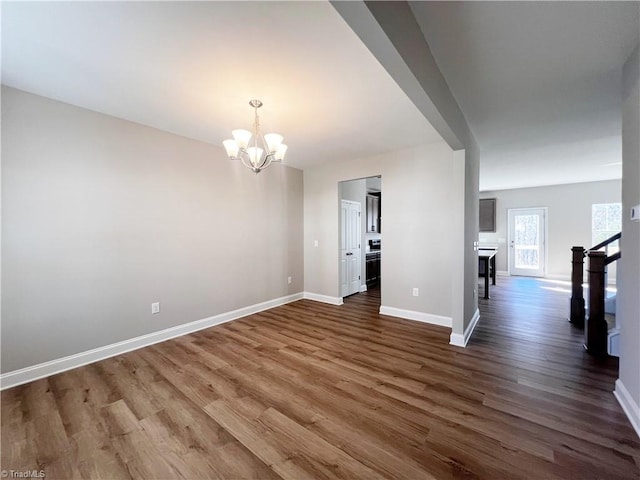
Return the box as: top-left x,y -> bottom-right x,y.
2,277 -> 639,479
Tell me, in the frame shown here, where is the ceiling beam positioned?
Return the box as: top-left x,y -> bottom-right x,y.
332,0 -> 474,151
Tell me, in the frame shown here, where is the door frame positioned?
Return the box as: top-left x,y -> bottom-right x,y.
507,207 -> 548,277
338,176 -> 382,301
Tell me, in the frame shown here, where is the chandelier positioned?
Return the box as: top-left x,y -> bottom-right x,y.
223,99 -> 288,174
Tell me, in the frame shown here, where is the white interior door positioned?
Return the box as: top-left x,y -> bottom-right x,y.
340,200 -> 361,297
508,208 -> 546,277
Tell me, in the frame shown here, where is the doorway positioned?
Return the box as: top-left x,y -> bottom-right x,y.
340,200 -> 361,297
508,207 -> 547,277
339,176 -> 382,301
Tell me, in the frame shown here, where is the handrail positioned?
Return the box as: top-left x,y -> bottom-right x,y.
589,232 -> 621,252
605,251 -> 621,265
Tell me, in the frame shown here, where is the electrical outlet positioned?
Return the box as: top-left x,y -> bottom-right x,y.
473,289 -> 477,299
151,302 -> 160,314
412,288 -> 419,297
314,240 -> 319,247
288,276 -> 292,284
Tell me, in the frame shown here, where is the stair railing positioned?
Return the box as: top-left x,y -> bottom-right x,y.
585,250 -> 620,355
569,232 -> 621,356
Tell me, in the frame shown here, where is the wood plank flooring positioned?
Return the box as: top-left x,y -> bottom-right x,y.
2,277 -> 639,479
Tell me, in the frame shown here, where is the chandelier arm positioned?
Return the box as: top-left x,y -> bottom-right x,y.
232,147 -> 246,161
239,154 -> 255,171
256,154 -> 270,172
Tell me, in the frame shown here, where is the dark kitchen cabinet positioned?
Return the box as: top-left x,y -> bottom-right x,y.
366,194 -> 381,233
366,252 -> 381,286
479,198 -> 496,232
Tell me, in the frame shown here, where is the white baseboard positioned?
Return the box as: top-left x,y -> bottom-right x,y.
303,292 -> 344,306
497,270 -> 509,277
0,292 -> 304,391
379,305 -> 452,328
614,379 -> 640,439
359,284 -> 368,292
450,308 -> 480,348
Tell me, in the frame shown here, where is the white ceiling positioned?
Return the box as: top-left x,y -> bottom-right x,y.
1,1 -> 442,170
410,1 -> 640,191
4,2 -> 639,190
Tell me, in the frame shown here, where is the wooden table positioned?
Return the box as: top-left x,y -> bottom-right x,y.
478,249 -> 497,299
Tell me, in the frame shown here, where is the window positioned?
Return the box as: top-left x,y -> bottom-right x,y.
592,203 -> 621,253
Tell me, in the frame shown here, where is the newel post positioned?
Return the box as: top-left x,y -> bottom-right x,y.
585,251 -> 608,356
569,246 -> 585,327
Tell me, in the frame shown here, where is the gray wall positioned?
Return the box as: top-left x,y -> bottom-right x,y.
480,180 -> 621,279
304,142 -> 463,321
619,44 -> 640,418
1,87 -> 304,372
332,1 -> 479,336
463,142 -> 480,327
362,2 -> 481,329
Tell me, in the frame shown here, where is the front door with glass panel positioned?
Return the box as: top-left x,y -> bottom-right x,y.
508,208 -> 546,277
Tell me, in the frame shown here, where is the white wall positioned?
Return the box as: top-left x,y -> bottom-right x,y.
1,87 -> 304,373
617,44 -> 640,436
480,180 -> 621,279
304,142 -> 464,324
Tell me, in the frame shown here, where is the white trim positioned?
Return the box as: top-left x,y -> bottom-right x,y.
614,379 -> 640,439
303,292 -> 344,306
379,305 -> 452,327
607,328 -> 620,357
0,292 -> 304,391
359,284 -> 368,292
497,270 -> 509,277
450,309 -> 480,347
